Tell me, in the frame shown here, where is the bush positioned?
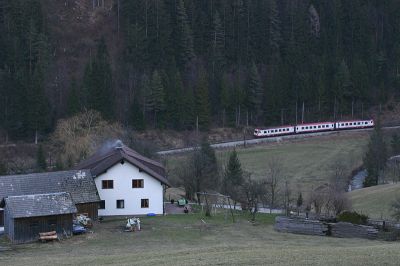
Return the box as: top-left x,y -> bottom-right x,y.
337,211 -> 369,225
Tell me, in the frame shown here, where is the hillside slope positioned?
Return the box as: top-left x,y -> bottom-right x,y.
349,183 -> 400,219
166,131 -> 370,193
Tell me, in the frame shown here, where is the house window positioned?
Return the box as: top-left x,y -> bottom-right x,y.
102,180 -> 114,189
141,199 -> 149,208
132,179 -> 144,188
116,200 -> 125,209
99,200 -> 105,209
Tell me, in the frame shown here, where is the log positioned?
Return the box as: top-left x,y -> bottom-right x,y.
39,231 -> 57,237
40,235 -> 58,240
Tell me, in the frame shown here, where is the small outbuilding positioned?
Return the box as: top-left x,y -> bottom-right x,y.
2,192 -> 77,244
0,169 -> 100,225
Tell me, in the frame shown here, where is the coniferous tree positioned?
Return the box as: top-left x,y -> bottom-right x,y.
166,70 -> 184,129
391,134 -> 400,156
335,59 -> 353,115
364,119 -> 387,187
129,97 -> 145,130
0,161 -> 7,175
195,69 -> 211,130
86,37 -> 114,120
174,0 -> 195,69
223,149 -> 244,203
269,0 -> 281,63
36,144 -> 47,171
181,86 -> 195,130
147,70 -> 166,128
67,79 -> 81,116
247,62 -> 263,124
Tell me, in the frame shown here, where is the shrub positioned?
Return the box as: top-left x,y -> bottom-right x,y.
337,211 -> 369,225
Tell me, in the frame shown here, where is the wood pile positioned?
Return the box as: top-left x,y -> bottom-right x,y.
39,231 -> 58,242
274,216 -> 328,236
330,222 -> 378,239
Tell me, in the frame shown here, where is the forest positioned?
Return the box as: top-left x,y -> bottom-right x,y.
1,0 -> 400,142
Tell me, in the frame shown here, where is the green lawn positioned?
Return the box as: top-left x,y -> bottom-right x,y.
1,213 -> 400,265
349,183 -> 400,219
166,131 -> 369,193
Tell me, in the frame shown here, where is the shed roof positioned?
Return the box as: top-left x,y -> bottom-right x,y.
0,169 -> 100,204
5,192 -> 77,218
75,142 -> 170,186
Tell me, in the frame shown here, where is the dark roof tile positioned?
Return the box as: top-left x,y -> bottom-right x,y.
0,169 -> 100,204
5,192 -> 77,218
75,143 -> 170,186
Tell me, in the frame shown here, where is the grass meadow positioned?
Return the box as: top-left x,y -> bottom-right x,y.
165,131 -> 370,194
349,183 -> 400,219
1,213 -> 400,266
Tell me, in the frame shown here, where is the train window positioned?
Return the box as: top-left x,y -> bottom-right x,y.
357,122 -> 360,125
301,127 -> 304,130
365,122 -> 368,125
314,126 -> 316,129
318,126 -> 321,128
341,123 -> 344,126
279,129 -> 281,132
345,123 -> 348,126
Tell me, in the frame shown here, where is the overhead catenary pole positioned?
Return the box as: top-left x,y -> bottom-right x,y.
301,101 -> 305,124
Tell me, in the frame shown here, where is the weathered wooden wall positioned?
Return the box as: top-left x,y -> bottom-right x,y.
0,209 -> 4,226
7,214 -> 73,244
76,202 -> 99,220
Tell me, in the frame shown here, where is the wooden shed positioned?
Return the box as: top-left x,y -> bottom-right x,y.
0,169 -> 100,225
3,192 -> 77,244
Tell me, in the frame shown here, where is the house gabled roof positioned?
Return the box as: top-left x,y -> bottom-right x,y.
5,192 -> 77,218
75,142 -> 170,186
0,169 -> 100,204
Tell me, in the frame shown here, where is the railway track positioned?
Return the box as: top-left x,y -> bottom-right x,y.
156,125 -> 400,155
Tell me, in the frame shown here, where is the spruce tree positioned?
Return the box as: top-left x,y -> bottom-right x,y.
129,97 -> 145,130
223,150 -> 244,203
247,62 -> 263,124
36,144 -> 47,172
363,119 -> 387,187
391,134 -> 400,156
174,0 -> 195,68
147,70 -> 166,128
195,69 -> 211,130
86,37 -> 114,120
0,161 -> 7,175
66,79 -> 81,116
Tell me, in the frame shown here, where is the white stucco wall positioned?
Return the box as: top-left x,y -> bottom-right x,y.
95,161 -> 164,216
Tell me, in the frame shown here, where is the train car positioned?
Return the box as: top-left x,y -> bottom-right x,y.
254,125 -> 295,138
335,119 -> 374,130
295,122 -> 335,134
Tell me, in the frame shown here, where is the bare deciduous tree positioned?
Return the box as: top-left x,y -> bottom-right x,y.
243,173 -> 267,221
265,158 -> 283,213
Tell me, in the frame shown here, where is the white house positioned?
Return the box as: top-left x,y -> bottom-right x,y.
76,141 -> 170,216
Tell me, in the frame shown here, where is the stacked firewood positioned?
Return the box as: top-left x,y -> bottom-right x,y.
274,216 -> 328,236
39,231 -> 58,242
330,222 -> 378,239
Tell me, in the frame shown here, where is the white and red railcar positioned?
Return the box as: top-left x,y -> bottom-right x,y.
295,122 -> 335,134
254,125 -> 295,137
335,119 -> 374,130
